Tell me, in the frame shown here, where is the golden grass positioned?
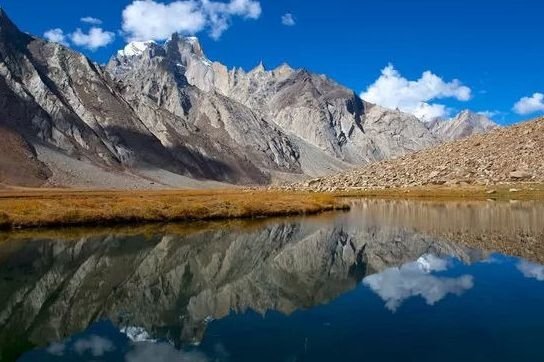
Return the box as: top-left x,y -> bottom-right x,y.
0,188 -> 349,230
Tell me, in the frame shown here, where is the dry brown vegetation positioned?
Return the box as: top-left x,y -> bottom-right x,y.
0,188 -> 349,230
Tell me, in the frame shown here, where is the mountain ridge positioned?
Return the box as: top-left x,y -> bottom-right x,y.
0,10 -> 499,188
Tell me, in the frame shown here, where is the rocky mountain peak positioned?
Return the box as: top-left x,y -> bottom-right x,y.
455,109 -> 496,126
427,109 -> 500,141
165,33 -> 210,64
250,61 -> 266,74
117,40 -> 158,58
0,7 -> 31,47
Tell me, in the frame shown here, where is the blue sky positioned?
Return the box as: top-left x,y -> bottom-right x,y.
3,0 -> 543,124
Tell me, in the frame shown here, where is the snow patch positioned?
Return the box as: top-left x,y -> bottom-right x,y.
118,41 -> 156,57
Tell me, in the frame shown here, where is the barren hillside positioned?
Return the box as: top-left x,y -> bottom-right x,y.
295,117 -> 544,191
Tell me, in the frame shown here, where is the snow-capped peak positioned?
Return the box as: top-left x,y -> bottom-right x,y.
117,41 -> 156,57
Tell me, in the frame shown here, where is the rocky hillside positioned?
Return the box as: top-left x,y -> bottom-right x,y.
0,9 -> 499,188
295,117 -> 544,191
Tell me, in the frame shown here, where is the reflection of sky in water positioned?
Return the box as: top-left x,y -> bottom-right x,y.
17,254 -> 544,362
517,260 -> 544,281
7,199 -> 544,362
363,254 -> 474,311
21,322 -> 221,362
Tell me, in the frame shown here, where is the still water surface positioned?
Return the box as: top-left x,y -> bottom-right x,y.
2,199 -> 544,361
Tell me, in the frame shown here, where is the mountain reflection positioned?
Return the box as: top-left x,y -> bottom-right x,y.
2,199 -> 544,360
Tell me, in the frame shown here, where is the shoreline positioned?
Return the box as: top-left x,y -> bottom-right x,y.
0,188 -> 350,230
331,183 -> 544,201
1,184 -> 544,230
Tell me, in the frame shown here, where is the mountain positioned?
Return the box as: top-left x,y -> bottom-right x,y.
0,9 -> 496,188
293,116 -> 544,191
110,38 -> 438,165
426,110 -> 500,141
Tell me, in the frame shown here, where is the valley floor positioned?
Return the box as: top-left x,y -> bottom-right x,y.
1,184 -> 544,230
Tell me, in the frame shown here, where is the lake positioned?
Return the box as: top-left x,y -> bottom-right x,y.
2,199 -> 544,361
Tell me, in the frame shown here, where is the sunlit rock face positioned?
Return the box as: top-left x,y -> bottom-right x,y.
106,31 -> 444,177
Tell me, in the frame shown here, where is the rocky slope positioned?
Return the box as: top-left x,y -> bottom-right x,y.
293,117 -> 543,191
0,9 -> 499,188
0,126 -> 51,186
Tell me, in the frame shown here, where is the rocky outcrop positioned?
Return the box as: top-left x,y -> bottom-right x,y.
290,117 -> 544,191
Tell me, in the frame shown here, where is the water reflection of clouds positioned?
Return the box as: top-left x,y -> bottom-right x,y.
363,254 -> 474,312
45,332 -> 221,362
517,260 -> 544,281
46,335 -> 114,357
125,342 -> 209,362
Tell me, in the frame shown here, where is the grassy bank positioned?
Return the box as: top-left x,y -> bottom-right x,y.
0,188 -> 349,230
333,183 -> 544,201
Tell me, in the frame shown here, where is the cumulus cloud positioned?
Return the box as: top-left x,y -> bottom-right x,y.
70,27 -> 116,50
361,64 -> 472,121
513,93 -> 544,115
477,110 -> 499,119
43,28 -> 68,45
122,0 -> 261,41
363,254 -> 474,312
517,260 -> 544,281
81,16 -> 103,25
281,13 -> 296,26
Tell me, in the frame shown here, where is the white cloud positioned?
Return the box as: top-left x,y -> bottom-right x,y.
363,254 -> 474,312
70,27 -> 116,51
361,64 -> 472,121
517,260 -> 544,281
81,16 -> 103,25
281,13 -> 296,26
121,0 -> 261,41
513,93 -> 544,115
43,28 -> 68,46
477,110 -> 499,119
